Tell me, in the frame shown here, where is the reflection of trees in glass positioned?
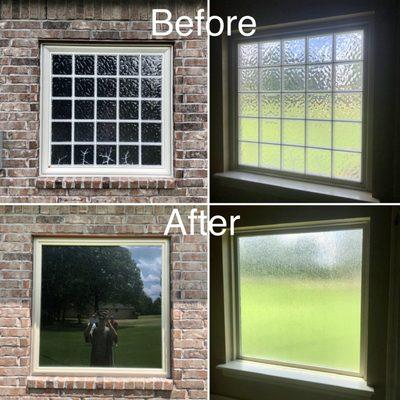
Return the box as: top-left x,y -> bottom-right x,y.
41,246 -> 159,324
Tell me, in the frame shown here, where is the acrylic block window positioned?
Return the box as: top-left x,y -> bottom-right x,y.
235,220 -> 368,375
237,29 -> 366,185
40,45 -> 172,177
32,237 -> 170,376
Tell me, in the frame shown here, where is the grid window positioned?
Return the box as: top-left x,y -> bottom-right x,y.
237,30 -> 365,183
41,45 -> 172,177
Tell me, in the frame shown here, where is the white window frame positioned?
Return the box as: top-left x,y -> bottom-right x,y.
40,44 -> 173,177
31,237 -> 170,377
221,218 -> 371,391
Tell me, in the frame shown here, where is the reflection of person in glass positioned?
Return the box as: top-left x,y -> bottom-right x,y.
84,311 -> 118,367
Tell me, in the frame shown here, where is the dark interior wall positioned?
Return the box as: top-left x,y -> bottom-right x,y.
210,0 -> 400,203
210,205 -> 394,400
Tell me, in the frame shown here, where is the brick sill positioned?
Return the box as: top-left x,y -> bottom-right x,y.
27,376 -> 174,391
36,177 -> 176,190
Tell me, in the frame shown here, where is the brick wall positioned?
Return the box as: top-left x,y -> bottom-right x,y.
0,0 -> 208,203
0,204 -> 208,399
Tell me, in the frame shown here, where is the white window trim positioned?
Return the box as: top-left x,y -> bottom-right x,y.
31,237 -> 170,377
220,218 -> 372,393
40,44 -> 173,177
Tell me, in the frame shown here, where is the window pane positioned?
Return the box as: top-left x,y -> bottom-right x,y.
282,145 -> 304,172
333,151 -> 361,181
306,120 -> 331,148
261,41 -> 281,66
238,228 -> 363,373
306,148 -> 331,176
261,119 -> 280,143
282,120 -> 305,146
239,118 -> 258,142
39,244 -> 163,368
239,43 -> 258,67
307,64 -> 332,91
260,144 -> 280,169
307,35 -> 332,63
261,68 -> 280,92
283,38 -> 305,64
239,142 -> 258,166
335,31 -> 363,62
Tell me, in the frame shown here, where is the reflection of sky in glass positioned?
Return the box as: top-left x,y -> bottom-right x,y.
124,246 -> 162,300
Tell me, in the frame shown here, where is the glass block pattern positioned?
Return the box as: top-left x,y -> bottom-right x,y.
50,53 -> 163,167
237,30 -> 364,182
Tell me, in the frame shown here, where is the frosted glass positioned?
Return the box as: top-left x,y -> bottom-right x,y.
308,35 -> 333,63
306,121 -> 331,148
335,63 -> 363,91
334,93 -> 362,121
283,94 -> 305,118
306,148 -> 331,176
282,120 -> 305,146
333,122 -> 362,151
239,94 -> 258,117
239,142 -> 258,166
283,67 -> 305,91
261,68 -> 281,92
333,151 -> 361,181
261,41 -> 281,65
335,31 -> 363,62
283,38 -> 305,64
307,64 -> 332,91
238,228 -> 363,372
239,43 -> 258,67
260,144 -> 280,169
261,94 -> 281,118
239,68 -> 258,92
261,119 -> 280,143
307,93 -> 332,120
282,145 -> 304,173
239,118 -> 258,142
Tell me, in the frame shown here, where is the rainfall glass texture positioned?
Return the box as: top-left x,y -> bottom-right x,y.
238,30 -> 364,182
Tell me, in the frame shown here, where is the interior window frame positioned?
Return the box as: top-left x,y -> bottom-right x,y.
31,236 -> 170,377
40,43 -> 173,178
225,218 -> 370,379
229,16 -> 373,191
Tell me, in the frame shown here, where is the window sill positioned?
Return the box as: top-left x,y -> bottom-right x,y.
217,360 -> 374,398
36,176 -> 176,190
27,376 -> 173,391
213,171 -> 378,203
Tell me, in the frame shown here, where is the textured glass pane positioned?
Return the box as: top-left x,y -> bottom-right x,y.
261,41 -> 281,66
260,144 -> 280,169
308,35 -> 333,63
52,100 -> 71,119
119,100 -> 138,120
141,78 -> 161,98
51,145 -> 71,164
120,123 -> 139,142
239,142 -> 258,166
307,93 -> 332,120
333,151 -> 361,181
96,145 -> 116,165
307,65 -> 332,91
52,55 -> 72,75
75,122 -> 94,142
334,93 -> 362,121
239,68 -> 258,92
239,94 -> 258,117
97,123 -> 117,142
238,228 -> 362,372
52,78 -> 72,97
306,121 -> 331,148
282,145 -> 304,172
97,55 -> 117,75
75,78 -> 94,97
283,94 -> 305,118
261,94 -> 281,118
75,100 -> 94,119
261,119 -> 280,143
75,55 -> 94,75
282,120 -> 305,146
283,38 -> 305,64
334,63 -> 362,91
74,145 -> 94,165
333,122 -> 362,151
283,67 -> 305,91
141,55 -> 162,76
119,145 -> 139,165
142,123 -> 161,142
142,145 -> 161,165
120,55 -> 139,75
97,78 -> 117,97
335,31 -> 363,61
238,43 -> 258,67
141,100 -> 161,120
97,100 -> 117,120
239,118 -> 258,142
306,148 -> 331,177
260,68 -> 280,92
119,78 -> 139,98
52,122 -> 71,142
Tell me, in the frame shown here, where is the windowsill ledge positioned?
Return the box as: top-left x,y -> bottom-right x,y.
27,376 -> 174,391
213,171 -> 378,203
217,360 -> 374,398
